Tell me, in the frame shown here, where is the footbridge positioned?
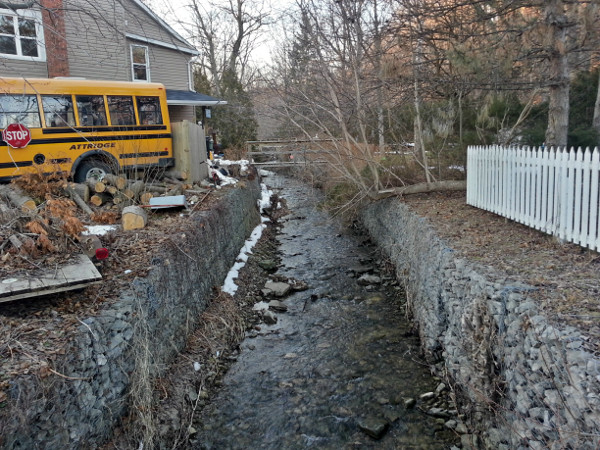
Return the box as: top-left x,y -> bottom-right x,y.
245,139 -> 336,168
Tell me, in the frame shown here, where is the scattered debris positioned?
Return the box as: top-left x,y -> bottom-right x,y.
147,195 -> 187,210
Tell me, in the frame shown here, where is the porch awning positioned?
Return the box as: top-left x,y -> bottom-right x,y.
166,90 -> 227,106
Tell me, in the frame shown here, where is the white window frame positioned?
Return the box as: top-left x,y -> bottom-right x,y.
0,8 -> 46,62
130,44 -> 150,82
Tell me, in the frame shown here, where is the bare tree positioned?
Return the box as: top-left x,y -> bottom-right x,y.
184,0 -> 270,92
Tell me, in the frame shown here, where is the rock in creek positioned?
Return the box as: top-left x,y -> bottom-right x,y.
262,310 -> 278,325
357,416 -> 389,440
263,281 -> 292,297
268,300 -> 288,312
357,274 -> 382,286
258,259 -> 278,272
348,265 -> 374,276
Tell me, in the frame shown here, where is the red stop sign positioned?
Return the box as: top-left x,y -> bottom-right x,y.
2,123 -> 32,148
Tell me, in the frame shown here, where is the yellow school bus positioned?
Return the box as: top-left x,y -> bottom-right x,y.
0,77 -> 174,182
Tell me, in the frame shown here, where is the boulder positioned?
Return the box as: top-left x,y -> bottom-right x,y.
357,416 -> 389,439
263,281 -> 291,297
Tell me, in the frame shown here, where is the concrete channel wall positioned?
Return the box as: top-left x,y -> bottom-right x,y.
361,198 -> 600,449
2,179 -> 261,449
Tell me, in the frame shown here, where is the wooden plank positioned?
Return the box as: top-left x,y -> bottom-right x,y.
0,254 -> 102,303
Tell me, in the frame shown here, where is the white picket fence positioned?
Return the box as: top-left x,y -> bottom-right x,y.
466,145 -> 600,251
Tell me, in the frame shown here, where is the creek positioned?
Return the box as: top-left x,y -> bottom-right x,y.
192,173 -> 459,449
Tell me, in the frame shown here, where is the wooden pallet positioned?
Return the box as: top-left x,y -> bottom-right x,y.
0,254 -> 102,303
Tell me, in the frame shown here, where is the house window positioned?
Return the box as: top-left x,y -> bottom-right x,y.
0,9 -> 45,61
131,45 -> 149,82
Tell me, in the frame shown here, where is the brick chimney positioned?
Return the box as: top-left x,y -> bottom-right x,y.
40,0 -> 69,77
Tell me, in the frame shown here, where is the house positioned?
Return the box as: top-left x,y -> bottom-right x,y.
0,0 -> 224,128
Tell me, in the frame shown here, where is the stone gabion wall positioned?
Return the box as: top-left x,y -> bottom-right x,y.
361,198 -> 600,449
2,179 -> 261,449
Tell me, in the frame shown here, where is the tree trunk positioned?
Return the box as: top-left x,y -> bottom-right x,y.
375,180 -> 466,200
544,0 -> 570,148
593,70 -> 600,141
413,34 -> 431,183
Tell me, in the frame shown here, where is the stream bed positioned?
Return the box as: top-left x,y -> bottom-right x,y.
192,173 -> 459,449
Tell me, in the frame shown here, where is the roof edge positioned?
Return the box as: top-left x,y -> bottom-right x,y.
167,99 -> 228,106
126,33 -> 200,56
130,0 -> 197,53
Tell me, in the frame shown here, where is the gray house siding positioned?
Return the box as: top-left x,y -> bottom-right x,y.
122,3 -> 190,50
0,57 -> 48,78
62,0 -> 196,86
0,0 -> 197,86
64,0 -> 130,81
168,105 -> 196,123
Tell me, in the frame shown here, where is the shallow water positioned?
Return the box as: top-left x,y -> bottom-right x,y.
192,174 -> 458,449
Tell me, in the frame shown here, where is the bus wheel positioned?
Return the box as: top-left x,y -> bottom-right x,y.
74,159 -> 114,183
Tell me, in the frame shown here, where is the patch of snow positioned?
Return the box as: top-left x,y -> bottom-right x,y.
222,182 -> 273,295
209,166 -> 237,186
258,183 -> 273,213
252,301 -> 270,311
219,158 -> 250,174
82,225 -> 118,236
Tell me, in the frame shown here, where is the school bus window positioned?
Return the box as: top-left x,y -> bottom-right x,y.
0,94 -> 41,128
137,96 -> 162,125
76,95 -> 107,126
107,96 -> 135,126
42,95 -> 75,128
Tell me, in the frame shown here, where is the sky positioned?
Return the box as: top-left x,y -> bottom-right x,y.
147,0 -> 294,66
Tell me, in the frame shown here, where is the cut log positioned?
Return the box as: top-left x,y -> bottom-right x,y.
185,189 -> 210,195
145,184 -> 168,193
80,234 -> 102,259
163,177 -> 184,185
165,169 -> 188,181
0,199 -> 15,223
90,181 -> 106,193
64,183 -> 93,215
102,174 -> 128,190
3,187 -> 36,212
65,182 -> 90,202
9,234 -> 23,251
106,185 -> 118,195
124,180 -> 145,200
139,192 -> 154,205
90,193 -> 112,207
122,205 -> 148,230
166,185 -> 183,196
375,180 -> 467,200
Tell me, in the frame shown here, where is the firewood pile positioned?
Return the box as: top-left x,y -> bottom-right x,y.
0,170 -> 214,277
